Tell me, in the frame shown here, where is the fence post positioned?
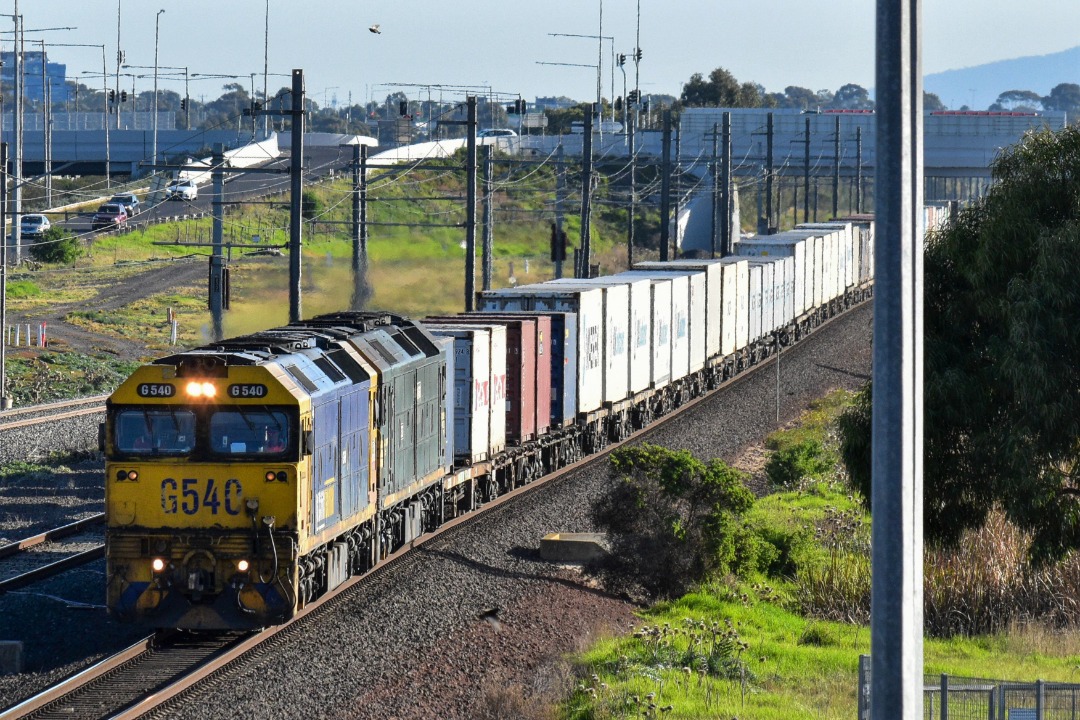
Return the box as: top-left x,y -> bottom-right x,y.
1036,679 -> 1043,720
858,654 -> 871,719
941,673 -> 948,720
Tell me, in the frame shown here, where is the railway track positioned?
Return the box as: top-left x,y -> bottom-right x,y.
0,515 -> 106,593
0,396 -> 108,431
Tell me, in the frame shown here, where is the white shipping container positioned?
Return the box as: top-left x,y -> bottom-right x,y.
547,279 -> 632,402
625,276 -> 671,389
624,270 -> 706,373
428,327 -> 491,464
717,257 -> 749,353
635,261 -> 722,362
734,237 -> 807,316
477,286 -> 604,414
618,272 -> 690,383
426,322 -> 506,456
750,260 -> 775,334
779,256 -> 795,328
747,263 -> 763,343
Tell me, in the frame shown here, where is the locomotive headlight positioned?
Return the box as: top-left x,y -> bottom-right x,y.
151,557 -> 166,573
201,382 -> 217,398
185,381 -> 217,398
237,559 -> 250,573
127,470 -> 139,481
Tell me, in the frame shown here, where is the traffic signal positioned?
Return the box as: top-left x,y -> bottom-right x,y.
120,90 -> 128,103
627,90 -> 639,104
180,98 -> 187,110
635,48 -> 643,61
506,102 -> 518,115
642,99 -> 650,112
614,96 -> 623,112
109,90 -> 115,102
617,53 -> 626,67
517,98 -> 526,113
399,100 -> 408,116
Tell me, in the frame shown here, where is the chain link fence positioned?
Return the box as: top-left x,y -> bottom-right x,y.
859,655 -> 1080,719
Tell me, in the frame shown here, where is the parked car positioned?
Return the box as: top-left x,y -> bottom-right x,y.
109,193 -> 140,215
164,179 -> 198,201
92,203 -> 128,231
478,128 -> 517,138
20,214 -> 51,238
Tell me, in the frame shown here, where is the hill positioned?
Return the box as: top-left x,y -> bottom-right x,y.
925,45 -> 1080,110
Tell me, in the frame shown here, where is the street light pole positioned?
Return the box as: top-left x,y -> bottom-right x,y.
263,0 -> 269,138
152,8 -> 164,169
115,0 -> 121,129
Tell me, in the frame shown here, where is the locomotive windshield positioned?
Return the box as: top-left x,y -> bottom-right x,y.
209,409 -> 291,456
115,409 -> 196,455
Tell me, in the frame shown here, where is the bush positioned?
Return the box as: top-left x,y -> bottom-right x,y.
592,444 -> 756,598
836,381 -> 872,508
29,227 -> 81,264
764,438 -> 832,488
301,190 -> 323,219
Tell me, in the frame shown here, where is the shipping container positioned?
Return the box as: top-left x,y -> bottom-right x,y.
618,271 -> 690,382
622,270 -> 705,373
747,262 -> 763,343
478,286 -> 604,414
434,335 -> 456,468
734,236 -> 807,316
717,257 -> 749,354
545,276 -> 651,394
634,260 -> 722,362
467,312 -> 553,438
546,279 -> 631,404
427,316 -> 538,445
428,327 -> 491,464
777,256 -> 795,328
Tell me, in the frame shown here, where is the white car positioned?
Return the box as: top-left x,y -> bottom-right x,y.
20,214 -> 51,238
478,128 -> 517,138
164,179 -> 198,201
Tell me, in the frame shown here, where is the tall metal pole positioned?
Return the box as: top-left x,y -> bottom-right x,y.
464,96 -> 477,311
765,112 -> 774,233
152,9 -> 164,169
672,121 -> 682,250
626,109 -> 635,267
659,109 -> 672,260
0,143 -> 8,410
40,40 -> 50,207
351,143 -> 361,269
833,115 -> 841,219
579,112 -> 593,276
12,7 -> 22,265
804,116 -> 811,223
210,143 -> 224,341
721,111 -> 732,256
114,0 -> 121,130
871,0 -> 924,715
481,144 -> 493,291
856,125 -> 864,214
710,122 -> 719,258
633,0 -> 641,128
554,144 -> 565,279
262,0 -> 270,138
596,0 -> 603,145
288,69 -> 305,323
350,142 -> 369,311
103,46 -> 111,188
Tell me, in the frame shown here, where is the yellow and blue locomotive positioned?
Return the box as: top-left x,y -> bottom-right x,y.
103,313 -> 448,630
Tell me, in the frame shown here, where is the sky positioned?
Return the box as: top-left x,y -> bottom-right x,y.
10,0 -> 1080,109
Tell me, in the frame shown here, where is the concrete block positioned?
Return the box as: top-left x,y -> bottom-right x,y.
0,641 -> 23,675
540,532 -> 608,563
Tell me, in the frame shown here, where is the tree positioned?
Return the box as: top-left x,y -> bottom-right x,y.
29,227 -> 81,265
830,83 -> 874,110
783,85 -> 819,110
1043,83 -> 1080,113
923,92 -> 947,112
840,126 -> 1080,563
990,89 -> 1043,112
592,444 -> 761,597
680,67 -> 744,107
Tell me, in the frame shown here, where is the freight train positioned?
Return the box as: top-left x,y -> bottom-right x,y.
102,217 -> 874,630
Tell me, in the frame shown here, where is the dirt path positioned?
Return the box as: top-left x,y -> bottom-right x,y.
6,258 -> 206,361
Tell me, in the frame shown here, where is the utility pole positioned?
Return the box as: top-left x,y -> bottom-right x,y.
672,122 -> 681,251
464,96 -> 477,310
210,143 -> 225,341
481,143 -> 493,291
555,144 -> 565,279
765,112 -> 774,234
721,112 -> 732,256
0,143 -> 8,410
803,116 -> 811,223
13,6 -> 22,265
659,109 -> 672,261
832,115 -> 841,219
856,125 -> 864,214
709,122 -> 719,258
350,143 -> 370,310
579,111 -> 594,277
626,108 -> 636,267
288,69 -> 304,323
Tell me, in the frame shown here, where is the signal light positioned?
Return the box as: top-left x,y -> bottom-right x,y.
127,470 -> 139,481
152,558 -> 166,572
635,48 -> 643,61
618,53 -> 626,67
399,100 -> 408,116
237,559 -> 250,573
109,90 -> 116,103
180,98 -> 187,110
121,90 -> 128,103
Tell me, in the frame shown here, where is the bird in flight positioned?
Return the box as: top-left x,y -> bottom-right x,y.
369,24 -> 381,34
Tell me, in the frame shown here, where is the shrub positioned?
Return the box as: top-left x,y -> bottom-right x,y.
764,438 -> 832,488
836,381 -> 872,508
592,444 -> 756,598
29,227 -> 81,265
301,190 -> 323,219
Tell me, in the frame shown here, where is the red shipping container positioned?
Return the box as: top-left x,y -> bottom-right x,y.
470,313 -> 552,439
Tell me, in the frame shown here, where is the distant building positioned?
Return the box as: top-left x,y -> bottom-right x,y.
1,50 -> 71,104
534,96 -> 578,111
